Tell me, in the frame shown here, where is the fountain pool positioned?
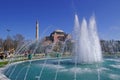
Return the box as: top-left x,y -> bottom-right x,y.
4,58 -> 120,80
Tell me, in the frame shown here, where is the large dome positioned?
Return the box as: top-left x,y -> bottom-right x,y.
55,29 -> 64,33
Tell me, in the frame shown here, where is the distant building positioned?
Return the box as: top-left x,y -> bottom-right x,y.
44,29 -> 69,43
41,29 -> 72,50
41,29 -> 72,54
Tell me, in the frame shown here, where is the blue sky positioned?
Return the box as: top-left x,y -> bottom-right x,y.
0,0 -> 120,40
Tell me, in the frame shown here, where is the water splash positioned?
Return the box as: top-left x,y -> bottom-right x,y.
72,14 -> 102,63
72,14 -> 80,80
89,15 -> 102,62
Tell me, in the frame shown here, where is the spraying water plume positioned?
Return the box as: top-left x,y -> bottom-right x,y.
73,14 -> 102,63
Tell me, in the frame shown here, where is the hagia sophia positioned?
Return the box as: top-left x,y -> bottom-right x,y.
35,20 -> 71,44
35,20 -> 72,54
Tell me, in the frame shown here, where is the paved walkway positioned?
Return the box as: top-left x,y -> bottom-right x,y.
0,68 -> 10,80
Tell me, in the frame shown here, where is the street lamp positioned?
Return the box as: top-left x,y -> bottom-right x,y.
6,29 -> 11,51
6,29 -> 11,35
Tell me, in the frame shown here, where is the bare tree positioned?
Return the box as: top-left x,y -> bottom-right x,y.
3,36 -> 14,51
0,38 -> 4,52
13,34 -> 25,49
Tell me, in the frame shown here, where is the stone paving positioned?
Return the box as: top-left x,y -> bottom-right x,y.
0,68 -> 10,80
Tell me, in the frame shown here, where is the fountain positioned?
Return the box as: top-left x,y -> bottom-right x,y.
72,14 -> 102,63
1,14 -> 120,80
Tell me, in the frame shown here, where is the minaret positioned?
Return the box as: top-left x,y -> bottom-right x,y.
36,20 -> 39,40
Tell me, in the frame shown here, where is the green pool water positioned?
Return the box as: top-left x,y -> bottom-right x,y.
4,58 -> 120,80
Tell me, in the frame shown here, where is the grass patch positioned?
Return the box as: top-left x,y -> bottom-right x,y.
0,61 -> 9,67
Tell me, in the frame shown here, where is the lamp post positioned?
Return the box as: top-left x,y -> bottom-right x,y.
6,29 -> 11,36
6,29 -> 11,51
